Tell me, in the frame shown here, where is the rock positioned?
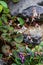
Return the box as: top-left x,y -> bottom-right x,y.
38,1 -> 43,6
21,6 -> 43,17
23,34 -> 41,45
8,0 -> 43,16
0,59 -> 7,65
23,25 -> 42,45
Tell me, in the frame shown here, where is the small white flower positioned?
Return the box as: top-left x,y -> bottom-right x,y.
26,45 -> 28,50
9,53 -> 12,57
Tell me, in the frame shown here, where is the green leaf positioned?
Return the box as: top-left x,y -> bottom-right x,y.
0,1 -> 8,8
24,56 -> 30,65
12,0 -> 19,3
8,26 -> 14,31
35,46 -> 39,51
0,5 -> 3,13
2,45 -> 10,54
17,17 -> 25,26
0,54 -> 3,59
1,14 -> 8,23
2,30 -> 7,33
14,34 -> 23,43
16,44 -> 26,52
15,58 -> 21,65
3,8 -> 10,14
12,63 -> 17,65
0,25 -> 8,32
0,25 -> 8,30
0,19 -> 2,26
19,46 -> 26,52
40,41 -> 43,47
26,46 -> 31,53
1,33 -> 11,42
36,63 -> 43,65
12,50 -> 18,58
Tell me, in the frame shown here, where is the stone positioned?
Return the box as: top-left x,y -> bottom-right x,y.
8,0 -> 43,16
0,60 -> 7,65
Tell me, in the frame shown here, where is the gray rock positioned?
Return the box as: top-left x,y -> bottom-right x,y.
8,0 -> 43,15
38,1 -> 43,6
0,60 -> 7,65
21,6 -> 43,17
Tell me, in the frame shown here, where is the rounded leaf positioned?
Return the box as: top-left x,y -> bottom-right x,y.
14,34 -> 23,43
12,63 -> 16,65
0,19 -> 2,26
2,45 -> 10,54
0,1 -> 8,8
40,41 -> 43,47
0,5 -> 3,13
17,17 -> 25,26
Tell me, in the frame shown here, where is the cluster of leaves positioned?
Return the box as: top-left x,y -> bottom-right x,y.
11,42 -> 43,65
0,0 -> 10,26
